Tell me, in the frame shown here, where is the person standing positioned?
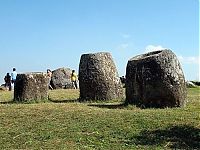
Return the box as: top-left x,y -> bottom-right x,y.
4,73 -> 11,91
11,68 -> 17,90
71,70 -> 78,89
47,69 -> 53,90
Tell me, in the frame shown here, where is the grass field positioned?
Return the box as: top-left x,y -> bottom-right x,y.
0,88 -> 199,149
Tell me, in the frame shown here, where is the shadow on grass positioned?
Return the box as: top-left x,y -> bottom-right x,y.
88,103 -> 127,109
0,101 -> 15,104
0,99 -> 51,104
0,98 -> 79,104
48,99 -> 79,103
132,125 -> 200,149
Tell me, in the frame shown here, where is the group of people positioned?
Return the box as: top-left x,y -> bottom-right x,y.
4,68 -> 78,91
4,68 -> 17,91
47,69 -> 78,90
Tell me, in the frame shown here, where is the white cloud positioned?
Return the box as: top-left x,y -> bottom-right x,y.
145,45 -> 166,53
118,43 -> 129,50
178,55 -> 199,64
121,34 -> 131,39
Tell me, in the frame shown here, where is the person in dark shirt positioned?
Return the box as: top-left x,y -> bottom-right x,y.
4,73 -> 11,91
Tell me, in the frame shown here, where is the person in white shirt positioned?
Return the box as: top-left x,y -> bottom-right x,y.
11,68 -> 17,88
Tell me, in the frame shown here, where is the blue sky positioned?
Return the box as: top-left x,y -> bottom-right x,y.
0,0 -> 199,84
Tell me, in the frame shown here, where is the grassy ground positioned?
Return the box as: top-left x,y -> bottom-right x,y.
0,88 -> 199,149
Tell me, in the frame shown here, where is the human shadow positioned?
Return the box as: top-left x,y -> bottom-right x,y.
88,102 -> 127,109
132,125 -> 200,149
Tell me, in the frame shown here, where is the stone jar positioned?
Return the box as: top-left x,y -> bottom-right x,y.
51,68 -> 74,89
125,50 -> 186,108
14,72 -> 48,102
79,52 -> 123,101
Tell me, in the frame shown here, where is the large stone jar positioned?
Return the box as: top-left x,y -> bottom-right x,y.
125,50 -> 186,108
14,72 -> 48,102
79,52 -> 123,101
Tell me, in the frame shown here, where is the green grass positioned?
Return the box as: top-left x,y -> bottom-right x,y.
0,88 -> 199,149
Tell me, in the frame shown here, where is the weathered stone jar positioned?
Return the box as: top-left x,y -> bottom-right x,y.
125,50 -> 186,108
14,72 -> 48,102
51,67 -> 74,89
79,52 -> 123,101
